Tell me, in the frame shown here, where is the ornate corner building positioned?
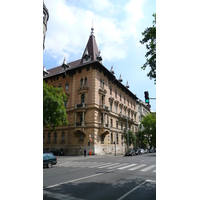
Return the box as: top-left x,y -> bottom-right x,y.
43,27 -> 141,155
43,1 -> 49,50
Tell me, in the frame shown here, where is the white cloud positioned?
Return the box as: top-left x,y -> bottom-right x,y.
44,0 -> 147,64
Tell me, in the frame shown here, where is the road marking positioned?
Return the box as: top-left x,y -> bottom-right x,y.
107,163 -> 128,169
117,179 -> 156,200
89,162 -> 108,168
44,173 -> 104,189
140,160 -> 145,162
43,190 -> 84,200
98,163 -> 120,168
128,164 -> 147,171
118,163 -> 137,170
80,162 -> 97,167
140,165 -> 156,172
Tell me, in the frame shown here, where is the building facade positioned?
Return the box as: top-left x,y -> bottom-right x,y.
43,1 -> 49,50
43,29 -> 138,155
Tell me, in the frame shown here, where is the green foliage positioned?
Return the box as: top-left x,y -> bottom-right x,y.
43,81 -> 68,130
138,113 -> 156,148
140,13 -> 156,84
124,130 -> 137,147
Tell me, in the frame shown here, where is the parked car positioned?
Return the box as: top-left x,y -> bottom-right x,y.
43,153 -> 57,168
144,148 -> 149,153
125,149 -> 136,156
51,148 -> 66,156
140,149 -> 145,154
134,148 -> 141,155
149,147 -> 155,153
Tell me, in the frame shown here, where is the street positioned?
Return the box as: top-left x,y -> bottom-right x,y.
43,153 -> 156,200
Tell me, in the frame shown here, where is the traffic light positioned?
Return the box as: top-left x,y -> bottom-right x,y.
144,91 -> 149,104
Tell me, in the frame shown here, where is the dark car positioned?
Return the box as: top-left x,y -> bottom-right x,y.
125,149 -> 136,156
43,153 -> 57,168
51,148 -> 66,156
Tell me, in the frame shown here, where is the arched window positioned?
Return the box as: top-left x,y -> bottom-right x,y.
80,78 -> 83,86
81,94 -> 85,104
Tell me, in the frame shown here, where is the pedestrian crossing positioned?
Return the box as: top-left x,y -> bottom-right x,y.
57,161 -> 156,173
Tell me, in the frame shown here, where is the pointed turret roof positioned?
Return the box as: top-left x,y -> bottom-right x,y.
80,27 -> 102,64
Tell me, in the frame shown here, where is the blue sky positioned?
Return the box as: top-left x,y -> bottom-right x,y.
43,0 -> 156,111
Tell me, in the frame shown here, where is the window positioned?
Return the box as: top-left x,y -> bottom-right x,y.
111,133 -> 113,143
115,90 -> 117,98
124,109 -> 126,116
79,134 -> 84,141
64,100 -> 68,108
115,105 -> 117,113
103,80 -> 104,88
110,102 -> 112,111
62,132 -> 65,141
101,114 -> 103,124
131,102 -> 132,108
80,78 -> 83,86
116,121 -> 118,129
120,94 -> 121,101
116,133 -> 118,144
120,107 -> 122,114
43,12 -> 46,22
84,77 -> 87,85
128,99 -> 129,106
54,132 -> 57,143
100,79 -> 102,87
66,83 -> 68,90
121,135 -> 124,145
101,135 -> 104,143
110,87 -> 112,95
121,122 -> 123,130
47,133 -> 51,143
81,94 -> 85,104
110,119 -> 113,127
58,84 -> 61,88
128,111 -> 130,118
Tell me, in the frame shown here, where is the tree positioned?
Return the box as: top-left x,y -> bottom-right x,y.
124,130 -> 137,148
138,113 -> 156,148
43,81 -> 68,130
140,13 -> 156,84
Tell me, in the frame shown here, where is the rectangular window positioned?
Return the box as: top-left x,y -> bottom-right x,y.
110,102 -> 112,111
47,134 -> 50,143
110,119 -> 112,127
62,132 -> 65,141
66,83 -> 68,90
116,121 -> 118,129
64,101 -> 68,108
115,105 -> 117,113
80,134 -> 84,141
54,132 -> 57,143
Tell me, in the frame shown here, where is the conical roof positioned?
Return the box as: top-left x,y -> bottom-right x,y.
80,28 -> 102,64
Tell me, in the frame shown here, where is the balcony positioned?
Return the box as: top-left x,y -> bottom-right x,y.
100,105 -> 109,113
75,103 -> 86,109
75,122 -> 86,127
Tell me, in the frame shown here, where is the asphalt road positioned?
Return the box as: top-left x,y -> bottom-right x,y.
43,153 -> 156,200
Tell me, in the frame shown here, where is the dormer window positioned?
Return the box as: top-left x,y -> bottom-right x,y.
43,12 -> 46,22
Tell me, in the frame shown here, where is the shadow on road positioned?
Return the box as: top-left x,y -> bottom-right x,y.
44,178 -> 156,200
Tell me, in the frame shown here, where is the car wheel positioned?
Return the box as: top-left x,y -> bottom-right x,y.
47,162 -> 52,168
